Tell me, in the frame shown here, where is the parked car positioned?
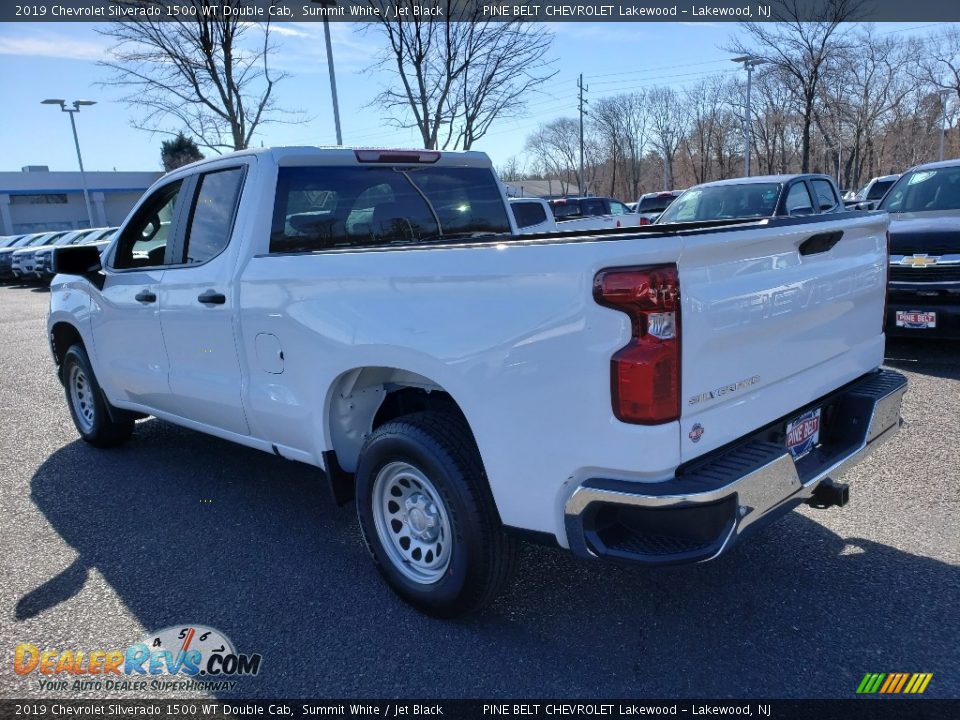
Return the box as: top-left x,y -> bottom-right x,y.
510,198 -> 634,234
548,196 -> 638,227
509,198 -> 557,234
33,227 -> 117,281
50,146 -> 905,617
880,160 -> 960,338
844,174 -> 901,210
11,231 -> 71,279
656,174 -> 845,224
635,190 -> 683,224
0,234 -> 26,248
2,232 -> 62,280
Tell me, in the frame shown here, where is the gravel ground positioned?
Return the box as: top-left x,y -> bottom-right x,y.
1,284 -> 957,700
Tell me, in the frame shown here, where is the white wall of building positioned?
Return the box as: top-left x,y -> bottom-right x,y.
0,169 -> 163,235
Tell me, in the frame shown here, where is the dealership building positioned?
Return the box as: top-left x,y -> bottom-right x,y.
0,167 -> 162,236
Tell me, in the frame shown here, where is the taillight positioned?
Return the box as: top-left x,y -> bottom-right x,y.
638,216 -> 651,226
594,265 -> 681,424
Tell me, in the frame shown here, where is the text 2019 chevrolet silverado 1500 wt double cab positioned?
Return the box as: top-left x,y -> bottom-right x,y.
49,147 -> 907,616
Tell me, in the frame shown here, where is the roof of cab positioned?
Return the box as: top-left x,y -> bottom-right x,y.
691,173 -> 834,189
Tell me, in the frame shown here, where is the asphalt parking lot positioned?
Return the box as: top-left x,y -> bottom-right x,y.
1,284 -> 958,700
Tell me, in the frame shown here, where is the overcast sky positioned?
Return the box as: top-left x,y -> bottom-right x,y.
0,20 -> 942,174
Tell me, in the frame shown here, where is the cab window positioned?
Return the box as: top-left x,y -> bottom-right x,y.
112,181 -> 183,269
784,182 -> 814,215
811,180 -> 838,211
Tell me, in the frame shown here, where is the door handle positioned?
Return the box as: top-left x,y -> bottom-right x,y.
799,231 -> 844,256
197,290 -> 226,305
135,290 -> 156,303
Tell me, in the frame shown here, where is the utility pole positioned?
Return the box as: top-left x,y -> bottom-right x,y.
732,55 -> 766,177
578,74 -> 588,196
663,127 -> 671,190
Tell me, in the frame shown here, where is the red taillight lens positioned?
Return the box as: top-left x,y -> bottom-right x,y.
594,265 -> 681,424
638,216 -> 651,226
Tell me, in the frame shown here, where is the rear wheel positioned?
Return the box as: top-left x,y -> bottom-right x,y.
356,411 -> 517,617
63,344 -> 135,447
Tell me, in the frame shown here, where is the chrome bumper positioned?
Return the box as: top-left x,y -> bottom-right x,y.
564,369 -> 908,564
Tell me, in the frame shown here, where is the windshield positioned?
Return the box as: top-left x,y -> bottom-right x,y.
657,183 -> 781,224
271,166 -> 511,253
881,166 -> 960,213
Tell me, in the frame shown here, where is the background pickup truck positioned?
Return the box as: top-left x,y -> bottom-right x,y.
509,197 -> 633,234
49,147 -> 906,617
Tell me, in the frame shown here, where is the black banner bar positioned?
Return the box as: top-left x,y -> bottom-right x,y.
0,700 -> 957,720
5,0 -> 960,23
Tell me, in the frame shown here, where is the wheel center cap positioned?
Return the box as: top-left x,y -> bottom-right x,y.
409,507 -> 429,533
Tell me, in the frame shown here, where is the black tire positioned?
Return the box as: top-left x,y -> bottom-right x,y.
62,344 -> 135,448
355,411 -> 517,617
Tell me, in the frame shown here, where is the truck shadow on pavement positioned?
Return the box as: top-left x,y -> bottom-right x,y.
24,419 -> 960,699
884,338 -> 960,381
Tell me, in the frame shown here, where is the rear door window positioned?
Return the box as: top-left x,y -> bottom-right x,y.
181,167 -> 245,264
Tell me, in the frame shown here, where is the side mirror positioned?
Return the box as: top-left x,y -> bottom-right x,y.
789,206 -> 815,217
52,245 -> 104,288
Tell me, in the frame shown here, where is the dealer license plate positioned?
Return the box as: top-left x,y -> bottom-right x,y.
896,310 -> 937,329
786,408 -> 821,460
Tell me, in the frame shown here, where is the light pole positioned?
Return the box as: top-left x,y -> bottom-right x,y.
938,90 -> 951,162
42,98 -> 96,228
312,0 -> 343,145
732,55 -> 766,177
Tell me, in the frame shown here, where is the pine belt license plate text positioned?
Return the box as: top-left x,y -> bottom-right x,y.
786,408 -> 821,460
896,310 -> 937,329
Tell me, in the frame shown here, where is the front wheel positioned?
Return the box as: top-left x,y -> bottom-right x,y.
62,344 -> 135,447
355,411 -> 517,617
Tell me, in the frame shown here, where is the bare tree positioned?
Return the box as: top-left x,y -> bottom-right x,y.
496,155 -> 525,182
525,119 -> 580,193
98,1 -> 294,153
728,0 -> 866,172
918,26 -> 960,102
647,87 -> 686,189
366,1 -> 554,150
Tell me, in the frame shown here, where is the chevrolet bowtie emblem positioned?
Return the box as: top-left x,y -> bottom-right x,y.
901,255 -> 939,267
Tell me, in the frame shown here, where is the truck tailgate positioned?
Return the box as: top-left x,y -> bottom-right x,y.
676,213 -> 889,462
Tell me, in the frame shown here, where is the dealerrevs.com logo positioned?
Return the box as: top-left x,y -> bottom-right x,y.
13,625 -> 262,693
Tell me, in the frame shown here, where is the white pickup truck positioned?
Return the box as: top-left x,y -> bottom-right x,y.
509,197 -> 635,235
49,147 -> 907,617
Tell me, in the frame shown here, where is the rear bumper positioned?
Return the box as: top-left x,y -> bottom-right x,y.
564,369 -> 907,565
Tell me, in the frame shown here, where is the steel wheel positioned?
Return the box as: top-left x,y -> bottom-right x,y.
371,461 -> 453,585
68,363 -> 96,433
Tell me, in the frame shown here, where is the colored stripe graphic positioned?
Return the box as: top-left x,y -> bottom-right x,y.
857,672 -> 932,694
893,673 -> 910,693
